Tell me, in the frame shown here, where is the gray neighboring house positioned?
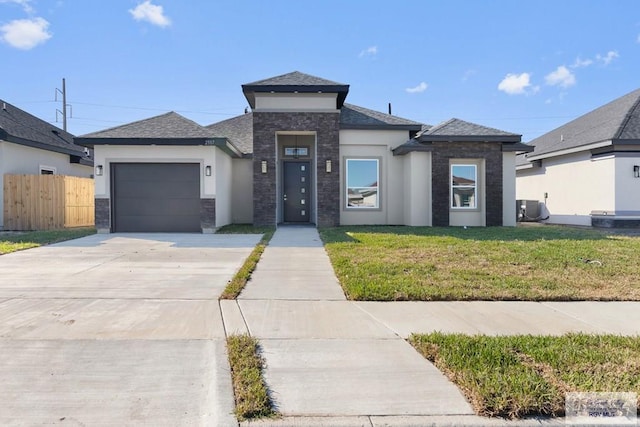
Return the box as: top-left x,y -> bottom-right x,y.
516,88 -> 640,227
0,99 -> 93,230
77,71 -> 529,233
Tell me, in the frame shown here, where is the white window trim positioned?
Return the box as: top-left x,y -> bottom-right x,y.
345,158 -> 380,210
451,163 -> 477,210
39,165 -> 57,175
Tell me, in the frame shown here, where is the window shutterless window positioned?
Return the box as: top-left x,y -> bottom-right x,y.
346,159 -> 379,209
451,164 -> 477,209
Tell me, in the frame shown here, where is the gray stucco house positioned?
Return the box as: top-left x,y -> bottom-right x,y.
76,71 -> 530,233
0,99 -> 93,230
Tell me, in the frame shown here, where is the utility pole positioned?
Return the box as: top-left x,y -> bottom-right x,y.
55,78 -> 71,131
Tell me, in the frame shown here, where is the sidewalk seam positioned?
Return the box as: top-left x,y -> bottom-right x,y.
538,302 -> 611,334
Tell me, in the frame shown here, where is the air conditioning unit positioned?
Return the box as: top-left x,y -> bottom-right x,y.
516,200 -> 540,222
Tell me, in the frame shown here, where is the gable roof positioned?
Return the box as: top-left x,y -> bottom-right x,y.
340,103 -> 424,131
206,112 -> 253,155
0,99 -> 91,163
242,71 -> 350,109
525,88 -> 640,160
393,118 -> 527,155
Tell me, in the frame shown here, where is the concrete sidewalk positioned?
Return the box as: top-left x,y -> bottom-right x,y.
221,226 -> 640,427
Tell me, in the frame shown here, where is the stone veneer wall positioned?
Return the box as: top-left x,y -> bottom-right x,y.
431,142 -> 503,226
95,198 -> 110,232
95,197 -> 216,233
200,198 -> 216,232
252,112 -> 340,227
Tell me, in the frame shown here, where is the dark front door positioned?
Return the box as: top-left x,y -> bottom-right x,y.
283,161 -> 310,223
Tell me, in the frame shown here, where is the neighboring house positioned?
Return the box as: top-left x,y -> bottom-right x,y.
76,71 -> 530,233
0,99 -> 93,230
516,88 -> 640,227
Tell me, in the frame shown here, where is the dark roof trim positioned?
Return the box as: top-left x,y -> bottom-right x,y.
340,123 -> 423,131
503,142 -> 534,152
212,138 -> 243,158
4,133 -> 86,157
75,137 -> 212,147
242,84 -> 350,109
392,141 -> 433,156
612,138 -> 640,145
417,134 -> 521,143
75,136 -> 243,158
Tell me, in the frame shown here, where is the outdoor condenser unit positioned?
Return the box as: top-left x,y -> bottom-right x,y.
516,200 -> 540,222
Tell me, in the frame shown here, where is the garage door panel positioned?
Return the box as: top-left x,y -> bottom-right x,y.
112,163 -> 201,232
116,215 -> 201,233
116,181 -> 199,199
116,198 -> 201,216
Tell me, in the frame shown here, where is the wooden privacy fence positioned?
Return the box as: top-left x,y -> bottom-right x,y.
3,174 -> 95,230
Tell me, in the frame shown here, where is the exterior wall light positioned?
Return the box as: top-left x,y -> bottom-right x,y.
634,165 -> 640,178
205,165 -> 212,176
95,165 -> 103,176
325,159 -> 332,173
261,160 -> 268,174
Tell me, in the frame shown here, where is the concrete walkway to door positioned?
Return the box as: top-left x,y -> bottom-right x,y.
221,226 -> 640,427
222,226 -> 475,424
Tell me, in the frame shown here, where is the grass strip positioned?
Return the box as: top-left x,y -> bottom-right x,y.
320,225 -> 640,301
226,334 -> 277,421
409,332 -> 640,419
0,228 -> 96,255
218,225 -> 274,299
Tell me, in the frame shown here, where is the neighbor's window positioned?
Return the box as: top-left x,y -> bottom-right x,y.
451,164 -> 477,209
39,166 -> 56,175
346,159 -> 379,209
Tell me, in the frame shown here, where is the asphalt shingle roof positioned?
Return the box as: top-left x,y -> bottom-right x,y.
242,71 -> 350,109
0,99 -> 88,158
418,118 -> 520,139
206,113 -> 253,155
525,88 -> 640,159
80,111 -> 212,139
340,103 -> 424,130
243,71 -> 346,87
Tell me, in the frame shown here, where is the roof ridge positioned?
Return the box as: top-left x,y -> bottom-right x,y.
426,118 -> 456,134
613,89 -> 640,139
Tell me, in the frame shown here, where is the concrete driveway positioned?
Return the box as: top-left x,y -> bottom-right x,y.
0,233 -> 260,426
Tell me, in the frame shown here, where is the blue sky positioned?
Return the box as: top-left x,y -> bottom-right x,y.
2,0 -> 639,142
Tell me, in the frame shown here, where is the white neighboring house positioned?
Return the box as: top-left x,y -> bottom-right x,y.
0,100 -> 94,230
516,88 -> 640,227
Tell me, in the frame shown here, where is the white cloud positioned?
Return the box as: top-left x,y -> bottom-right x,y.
461,69 -> 476,82
497,72 -> 532,95
0,0 -> 34,13
358,46 -> 377,58
0,17 -> 51,49
129,1 -> 171,28
596,50 -> 619,66
572,56 -> 593,68
545,66 -> 576,88
405,82 -> 428,94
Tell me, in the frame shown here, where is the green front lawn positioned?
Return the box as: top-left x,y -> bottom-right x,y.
0,228 -> 96,255
410,333 -> 640,419
320,225 -> 640,301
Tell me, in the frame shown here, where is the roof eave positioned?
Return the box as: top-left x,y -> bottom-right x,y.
75,137 -> 213,147
340,124 -> 423,132
242,84 -> 350,109
503,142 -> 534,152
4,134 -> 84,157
418,135 -> 521,143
